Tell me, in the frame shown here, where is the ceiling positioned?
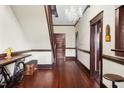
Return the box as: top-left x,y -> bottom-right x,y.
11,5 -> 86,26
52,5 -> 85,25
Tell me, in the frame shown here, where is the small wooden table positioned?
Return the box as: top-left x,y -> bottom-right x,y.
0,54 -> 31,87
103,73 -> 124,88
0,54 -> 31,66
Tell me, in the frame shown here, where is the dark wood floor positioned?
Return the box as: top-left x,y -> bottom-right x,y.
16,60 -> 99,88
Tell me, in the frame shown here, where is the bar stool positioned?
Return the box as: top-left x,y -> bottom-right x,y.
103,73 -> 124,88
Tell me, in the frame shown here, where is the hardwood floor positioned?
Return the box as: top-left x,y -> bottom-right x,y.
16,60 -> 98,88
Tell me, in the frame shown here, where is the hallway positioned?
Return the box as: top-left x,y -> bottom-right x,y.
17,60 -> 97,88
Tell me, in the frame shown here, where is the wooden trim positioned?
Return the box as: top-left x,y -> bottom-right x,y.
66,47 -> 76,49
90,11 -> 103,87
53,24 -> 74,26
111,49 -> 124,52
76,60 -> 90,77
66,57 -> 76,61
102,54 -> 124,65
115,7 -> 121,56
74,18 -> 80,26
75,32 -> 78,60
0,49 -> 52,59
44,5 -> 56,62
78,49 -> 90,54
90,11 -> 103,25
31,49 -> 52,52
38,64 -> 52,69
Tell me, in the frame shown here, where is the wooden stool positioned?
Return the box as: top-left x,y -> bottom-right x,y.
103,74 -> 124,88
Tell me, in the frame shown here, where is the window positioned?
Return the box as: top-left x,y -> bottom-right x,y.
115,5 -> 124,57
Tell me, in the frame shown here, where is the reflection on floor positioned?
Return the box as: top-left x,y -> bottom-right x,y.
16,60 -> 99,88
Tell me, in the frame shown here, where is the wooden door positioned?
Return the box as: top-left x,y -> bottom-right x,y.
90,12 -> 103,87
54,34 -> 65,61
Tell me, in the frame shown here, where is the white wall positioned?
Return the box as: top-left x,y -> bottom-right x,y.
11,5 -> 51,49
76,7 -> 90,68
0,6 -> 30,53
0,5 -> 30,76
0,5 -> 52,75
53,26 -> 76,57
11,5 -> 52,65
76,5 -> 124,88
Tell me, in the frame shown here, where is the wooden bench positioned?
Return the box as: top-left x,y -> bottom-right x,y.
25,60 -> 38,75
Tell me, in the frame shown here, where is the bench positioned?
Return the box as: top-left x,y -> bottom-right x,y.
25,60 -> 38,75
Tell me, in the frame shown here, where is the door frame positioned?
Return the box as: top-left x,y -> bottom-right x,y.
90,11 -> 103,87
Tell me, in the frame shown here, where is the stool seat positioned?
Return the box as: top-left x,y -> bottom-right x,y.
103,74 -> 124,82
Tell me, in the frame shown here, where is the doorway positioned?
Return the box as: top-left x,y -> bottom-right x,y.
54,34 -> 65,61
90,12 -> 103,87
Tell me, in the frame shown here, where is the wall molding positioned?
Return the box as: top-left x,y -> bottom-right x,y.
77,48 -> 124,66
66,47 -> 76,49
0,49 -> 52,59
31,49 -> 52,52
102,54 -> 124,65
77,48 -> 90,54
52,24 -> 74,26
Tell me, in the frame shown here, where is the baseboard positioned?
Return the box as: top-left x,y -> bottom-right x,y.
66,57 -> 76,61
76,59 -> 90,75
101,83 -> 107,88
76,59 -> 107,88
38,64 -> 53,69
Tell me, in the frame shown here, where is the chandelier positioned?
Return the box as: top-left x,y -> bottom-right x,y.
65,6 -> 83,23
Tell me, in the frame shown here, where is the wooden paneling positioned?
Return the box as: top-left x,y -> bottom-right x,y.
54,34 -> 65,60
90,11 -> 103,25
115,5 -> 124,57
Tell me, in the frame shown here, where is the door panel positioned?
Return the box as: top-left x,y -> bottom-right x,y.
54,34 -> 65,61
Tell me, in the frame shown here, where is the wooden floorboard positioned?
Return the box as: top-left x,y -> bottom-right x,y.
16,60 -> 98,88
